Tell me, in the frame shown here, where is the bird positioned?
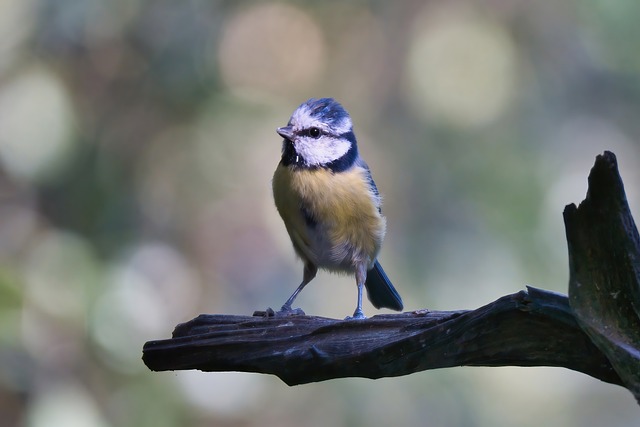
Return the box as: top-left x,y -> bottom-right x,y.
272,97 -> 403,319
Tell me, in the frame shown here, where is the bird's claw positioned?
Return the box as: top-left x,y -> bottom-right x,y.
277,306 -> 305,316
345,309 -> 366,320
253,306 -> 306,317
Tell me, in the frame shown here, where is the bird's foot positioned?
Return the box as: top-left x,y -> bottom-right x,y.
253,304 -> 306,317
252,307 -> 274,317
278,306 -> 305,316
345,309 -> 366,320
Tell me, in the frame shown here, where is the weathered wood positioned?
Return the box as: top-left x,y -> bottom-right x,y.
142,287 -> 622,387
564,151 -> 640,402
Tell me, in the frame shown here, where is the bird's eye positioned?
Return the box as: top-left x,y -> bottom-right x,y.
308,127 -> 321,138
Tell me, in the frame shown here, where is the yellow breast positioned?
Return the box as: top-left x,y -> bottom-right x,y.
272,164 -> 386,270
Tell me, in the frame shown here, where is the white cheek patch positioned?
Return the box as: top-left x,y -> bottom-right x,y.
295,135 -> 351,166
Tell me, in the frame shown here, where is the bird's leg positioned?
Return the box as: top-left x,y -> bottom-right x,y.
279,262 -> 317,314
347,264 -> 367,320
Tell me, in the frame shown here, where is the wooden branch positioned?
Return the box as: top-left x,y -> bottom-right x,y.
142,151 -> 640,404
143,287 -> 622,386
564,151 -> 640,403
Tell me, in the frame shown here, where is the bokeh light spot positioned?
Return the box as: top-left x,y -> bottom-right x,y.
24,230 -> 98,322
91,242 -> 200,373
217,3 -> 325,96
176,371 -> 268,418
0,66 -> 76,182
27,382 -> 109,427
405,6 -> 519,128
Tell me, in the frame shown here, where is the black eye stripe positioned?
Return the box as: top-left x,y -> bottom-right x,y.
295,127 -> 325,138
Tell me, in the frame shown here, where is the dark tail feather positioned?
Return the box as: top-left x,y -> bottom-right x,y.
364,261 -> 403,311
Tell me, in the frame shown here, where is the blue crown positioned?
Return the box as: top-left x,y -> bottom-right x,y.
302,98 -> 350,128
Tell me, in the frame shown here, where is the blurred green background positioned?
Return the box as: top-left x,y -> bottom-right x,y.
1,0 -> 639,426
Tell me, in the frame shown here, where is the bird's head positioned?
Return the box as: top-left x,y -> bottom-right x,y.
277,98 -> 358,170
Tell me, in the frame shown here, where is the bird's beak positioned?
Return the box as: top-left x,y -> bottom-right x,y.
277,126 -> 294,141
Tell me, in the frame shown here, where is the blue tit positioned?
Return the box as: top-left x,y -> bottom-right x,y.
272,97 -> 403,319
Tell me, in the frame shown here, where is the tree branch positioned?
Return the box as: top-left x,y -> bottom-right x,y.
143,287 -> 621,387
142,151 -> 639,403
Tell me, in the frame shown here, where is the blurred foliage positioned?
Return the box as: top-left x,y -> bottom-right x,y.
0,0 -> 639,426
